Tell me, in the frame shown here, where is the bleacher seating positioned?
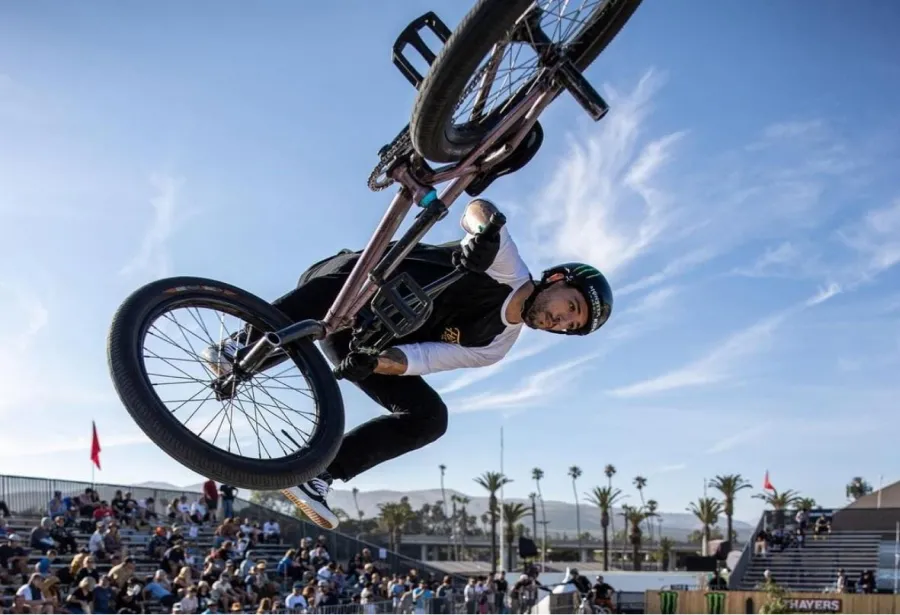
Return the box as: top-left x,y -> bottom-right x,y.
1,514 -> 296,612
738,531 -> 882,592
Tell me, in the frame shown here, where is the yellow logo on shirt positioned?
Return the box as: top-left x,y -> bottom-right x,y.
441,327 -> 461,344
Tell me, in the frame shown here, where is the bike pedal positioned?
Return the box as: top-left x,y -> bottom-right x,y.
392,12 -> 453,89
370,272 -> 434,338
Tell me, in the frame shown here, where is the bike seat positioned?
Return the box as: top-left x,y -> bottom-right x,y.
465,120 -> 544,197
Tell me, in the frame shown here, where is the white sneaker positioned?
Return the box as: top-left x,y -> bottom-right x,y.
200,339 -> 243,377
281,472 -> 339,530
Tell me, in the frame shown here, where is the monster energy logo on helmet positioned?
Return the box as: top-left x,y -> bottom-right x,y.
658,591 -> 679,614
705,592 -> 727,614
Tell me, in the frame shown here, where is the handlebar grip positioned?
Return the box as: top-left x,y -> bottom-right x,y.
482,212 -> 507,238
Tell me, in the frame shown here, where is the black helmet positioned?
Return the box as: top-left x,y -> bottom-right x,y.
538,262 -> 613,335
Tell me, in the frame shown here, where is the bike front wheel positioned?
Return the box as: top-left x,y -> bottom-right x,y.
107,276 -> 344,490
410,0 -> 643,163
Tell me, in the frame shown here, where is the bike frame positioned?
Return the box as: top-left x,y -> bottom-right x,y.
238,78 -> 559,376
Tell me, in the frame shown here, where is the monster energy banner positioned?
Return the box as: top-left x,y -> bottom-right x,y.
705,592 -> 726,614
658,591 -> 679,614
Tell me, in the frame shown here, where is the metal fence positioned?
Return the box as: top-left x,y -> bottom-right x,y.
0,473 -> 461,583
271,597 -> 462,614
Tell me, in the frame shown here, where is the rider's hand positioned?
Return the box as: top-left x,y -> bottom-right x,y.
334,352 -> 378,382
458,228 -> 501,273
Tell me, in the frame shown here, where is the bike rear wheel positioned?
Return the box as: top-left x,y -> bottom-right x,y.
410,0 -> 643,163
107,276 -> 344,490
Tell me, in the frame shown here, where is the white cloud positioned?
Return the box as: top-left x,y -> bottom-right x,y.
607,285 -> 842,398
838,198 -> 900,283
528,69 -> 685,278
705,425 -> 769,454
733,241 -> 803,278
617,249 -> 715,296
121,174 -> 183,279
655,463 -> 687,474
449,352 -> 600,413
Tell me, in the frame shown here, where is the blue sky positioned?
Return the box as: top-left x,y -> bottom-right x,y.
1,0 -> 899,524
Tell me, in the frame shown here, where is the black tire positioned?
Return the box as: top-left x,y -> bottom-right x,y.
107,276 -> 344,491
411,0 -> 643,163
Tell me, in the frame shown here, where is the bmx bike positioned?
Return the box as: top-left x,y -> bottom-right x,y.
106,0 -> 642,490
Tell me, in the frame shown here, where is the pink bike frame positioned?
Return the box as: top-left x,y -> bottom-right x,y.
321,86 -> 554,337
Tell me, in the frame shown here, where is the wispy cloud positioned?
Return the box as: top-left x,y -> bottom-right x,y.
449,352 -> 600,413
607,286 -> 842,398
838,198 -> 900,284
617,249 -> 715,296
121,174 -> 183,280
528,69 -> 685,278
705,425 -> 768,454
655,463 -> 687,474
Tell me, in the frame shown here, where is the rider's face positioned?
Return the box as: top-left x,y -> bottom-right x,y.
524,281 -> 589,332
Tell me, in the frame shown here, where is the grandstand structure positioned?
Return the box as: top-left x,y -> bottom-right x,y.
730,482 -> 900,593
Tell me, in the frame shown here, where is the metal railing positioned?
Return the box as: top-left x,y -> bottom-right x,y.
0,473 -> 461,583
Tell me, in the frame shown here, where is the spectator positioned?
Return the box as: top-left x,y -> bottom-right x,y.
203,479 -> 220,523
413,580 -> 434,614
92,500 -> 115,525
48,491 -> 66,519
192,497 -> 209,525
814,515 -> 831,539
75,555 -> 100,584
181,585 -> 200,614
109,556 -> 136,590
50,515 -> 78,554
17,572 -> 48,610
104,522 -> 125,558
219,484 -> 238,520
836,568 -> 847,593
64,576 -> 95,614
29,517 -> 56,554
262,519 -> 281,544
0,499 -> 10,518
145,570 -> 178,609
88,523 -> 108,560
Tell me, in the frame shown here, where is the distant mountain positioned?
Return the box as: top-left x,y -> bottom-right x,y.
137,483 -> 753,541
322,488 -> 754,542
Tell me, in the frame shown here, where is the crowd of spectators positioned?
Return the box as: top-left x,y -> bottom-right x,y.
0,481 -> 470,614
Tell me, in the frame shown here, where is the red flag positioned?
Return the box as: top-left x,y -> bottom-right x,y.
763,470 -> 774,491
90,422 -> 102,470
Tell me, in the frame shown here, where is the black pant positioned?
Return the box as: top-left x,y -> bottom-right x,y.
270,254 -> 448,482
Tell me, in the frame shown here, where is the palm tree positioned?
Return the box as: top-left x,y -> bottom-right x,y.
688,497 -> 723,556
532,468 -> 547,564
528,492 -> 538,539
846,477 -> 873,501
569,466 -> 583,552
646,500 -> 659,544
796,497 -> 817,512
475,472 -> 512,573
502,503 -> 532,572
604,465 -> 617,552
658,537 -> 674,571
351,487 -> 363,521
753,488 -> 800,530
458,495 -> 471,556
633,476 -> 649,540
708,474 -> 751,547
622,505 -> 648,571
378,501 -> 417,552
586,486 -> 623,571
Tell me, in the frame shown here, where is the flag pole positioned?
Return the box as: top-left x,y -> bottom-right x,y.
499,425 -> 505,573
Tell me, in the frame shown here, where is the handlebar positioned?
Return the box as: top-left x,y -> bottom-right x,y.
481,211 -> 507,238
